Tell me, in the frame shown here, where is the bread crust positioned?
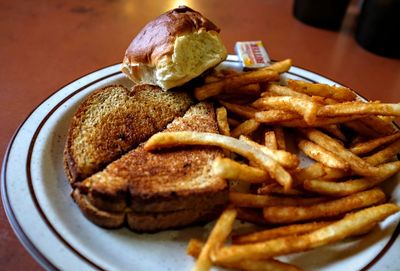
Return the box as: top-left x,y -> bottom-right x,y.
73,188 -> 225,233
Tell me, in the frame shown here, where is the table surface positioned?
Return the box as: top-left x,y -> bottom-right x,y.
1,0 -> 399,270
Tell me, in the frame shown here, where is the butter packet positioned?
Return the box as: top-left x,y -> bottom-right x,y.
235,41 -> 271,68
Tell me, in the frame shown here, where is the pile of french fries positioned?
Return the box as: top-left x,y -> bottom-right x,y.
144,59 -> 400,271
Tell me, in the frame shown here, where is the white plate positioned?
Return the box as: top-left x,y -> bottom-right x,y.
2,55 -> 400,271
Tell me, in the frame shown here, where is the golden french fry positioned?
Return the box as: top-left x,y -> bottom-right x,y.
220,258 -> 303,271
232,221 -> 332,244
275,115 -> 364,127
320,124 -> 347,142
211,157 -> 269,183
194,69 -> 279,100
303,161 -> 400,196
343,120 -> 382,138
212,204 -> 400,263
298,139 -> 349,170
360,116 -> 398,136
274,127 -> 286,150
255,110 -> 300,123
263,188 -> 385,223
216,107 -> 230,136
365,138 -> 400,165
264,130 -> 278,150
231,119 -> 260,138
257,183 -> 305,196
192,208 -> 237,271
264,59 -> 292,74
292,163 -> 326,184
187,238 -> 204,258
144,131 -> 293,189
233,84 -> 261,95
266,84 -> 312,100
301,128 -> 381,177
219,101 -> 257,119
321,166 -> 349,180
350,132 -> 400,155
188,239 -> 304,271
236,208 -> 267,225
253,96 -> 319,124
219,69 -> 239,76
240,135 -> 299,169
287,79 -> 357,101
318,101 -> 400,117
229,192 -> 328,208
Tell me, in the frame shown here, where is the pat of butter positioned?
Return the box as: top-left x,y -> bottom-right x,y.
235,41 -> 270,68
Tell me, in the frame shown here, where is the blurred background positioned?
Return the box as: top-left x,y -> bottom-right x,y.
0,0 -> 399,270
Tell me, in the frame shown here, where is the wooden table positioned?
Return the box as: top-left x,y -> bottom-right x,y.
1,0 -> 399,270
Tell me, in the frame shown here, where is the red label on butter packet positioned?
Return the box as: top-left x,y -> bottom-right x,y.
235,41 -> 270,68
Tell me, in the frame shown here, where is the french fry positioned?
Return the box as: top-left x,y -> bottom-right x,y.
298,139 -> 349,170
240,135 -> 299,169
274,127 -> 286,150
287,79 -> 357,101
274,115 -> 364,127
255,110 -> 300,123
231,119 -> 260,138
211,157 -> 269,183
253,96 -> 319,124
194,69 -> 279,100
301,128 -> 381,176
264,59 -> 292,74
216,107 -> 230,136
232,221 -> 332,244
212,204 -> 400,263
144,131 -> 293,189
262,188 -> 385,223
227,117 -> 241,128
219,101 -> 257,119
229,192 -> 328,208
236,208 -> 267,225
264,130 -> 278,150
191,208 -> 237,271
292,163 -> 326,184
258,183 -> 306,196
187,238 -> 204,257
360,116 -> 398,136
266,84 -> 312,100
318,101 -> 400,117
350,132 -> 400,155
220,258 -> 304,271
364,138 -> 400,165
303,161 -> 400,196
343,120 -> 382,138
188,239 -> 304,271
320,124 -> 347,141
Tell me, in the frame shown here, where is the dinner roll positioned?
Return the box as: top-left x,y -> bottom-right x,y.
121,6 -> 227,90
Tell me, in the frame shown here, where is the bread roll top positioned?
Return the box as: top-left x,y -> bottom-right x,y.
125,6 -> 220,66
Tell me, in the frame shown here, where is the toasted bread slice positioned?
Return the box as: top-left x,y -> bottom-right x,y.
74,102 -> 228,232
64,84 -> 193,184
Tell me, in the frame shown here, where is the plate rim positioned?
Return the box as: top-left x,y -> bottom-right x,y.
2,57 -> 399,271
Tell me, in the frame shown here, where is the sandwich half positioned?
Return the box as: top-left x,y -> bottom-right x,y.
73,102 -> 228,232
64,84 -> 193,184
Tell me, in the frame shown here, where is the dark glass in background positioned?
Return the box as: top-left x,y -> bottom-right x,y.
355,0 -> 400,59
293,0 -> 351,30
